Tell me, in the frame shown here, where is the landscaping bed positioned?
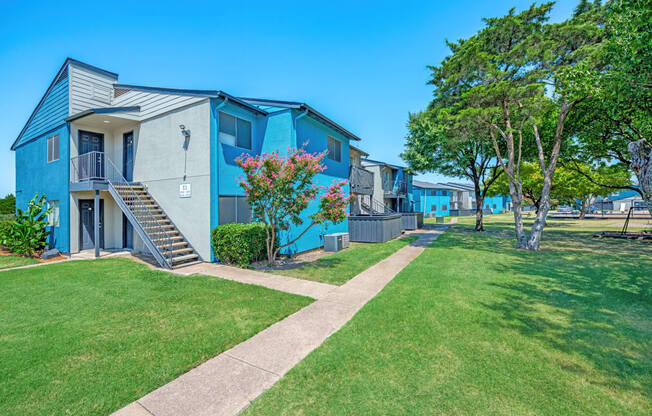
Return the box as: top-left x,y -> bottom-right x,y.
264,235 -> 418,285
0,258 -> 311,416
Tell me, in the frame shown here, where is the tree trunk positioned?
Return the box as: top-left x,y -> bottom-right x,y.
579,198 -> 590,219
509,182 -> 527,248
526,172 -> 553,250
474,186 -> 485,231
628,139 -> 652,217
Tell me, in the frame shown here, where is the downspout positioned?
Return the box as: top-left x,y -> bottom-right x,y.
214,96 -> 229,196
211,96 -> 229,261
293,109 -> 309,147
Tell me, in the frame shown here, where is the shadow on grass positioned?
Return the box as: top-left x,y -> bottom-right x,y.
272,256 -> 346,272
443,221 -> 651,396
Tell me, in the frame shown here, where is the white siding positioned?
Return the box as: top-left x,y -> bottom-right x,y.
112,90 -> 206,121
69,64 -> 117,114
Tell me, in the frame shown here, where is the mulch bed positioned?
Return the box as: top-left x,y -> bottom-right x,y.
0,247 -> 67,263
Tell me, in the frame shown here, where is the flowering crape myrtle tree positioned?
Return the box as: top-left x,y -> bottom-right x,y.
236,147 -> 352,265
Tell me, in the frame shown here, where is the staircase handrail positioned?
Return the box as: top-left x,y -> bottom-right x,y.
103,155 -> 173,268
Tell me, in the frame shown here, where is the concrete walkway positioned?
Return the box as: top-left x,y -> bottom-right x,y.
113,226 -> 447,416
173,263 -> 338,300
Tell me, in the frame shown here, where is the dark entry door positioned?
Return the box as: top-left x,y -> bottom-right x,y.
123,132 -> 134,182
79,131 -> 104,179
79,199 -> 104,250
122,213 -> 133,249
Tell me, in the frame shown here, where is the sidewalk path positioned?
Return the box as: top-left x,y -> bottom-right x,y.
114,226 -> 448,416
172,263 -> 338,300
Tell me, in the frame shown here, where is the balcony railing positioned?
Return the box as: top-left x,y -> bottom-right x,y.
382,178 -> 407,196
349,166 -> 374,195
71,151 -> 105,182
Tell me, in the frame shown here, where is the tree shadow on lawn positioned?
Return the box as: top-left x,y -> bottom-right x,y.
447,222 -> 651,396
271,256 -> 345,272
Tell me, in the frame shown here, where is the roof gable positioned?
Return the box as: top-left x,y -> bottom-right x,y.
11,58 -> 119,150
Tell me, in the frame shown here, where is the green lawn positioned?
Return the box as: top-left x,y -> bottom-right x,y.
245,217 -> 651,415
0,258 -> 311,416
268,236 -> 418,285
0,254 -> 39,270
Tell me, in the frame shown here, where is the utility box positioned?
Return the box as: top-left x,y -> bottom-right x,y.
324,232 -> 350,252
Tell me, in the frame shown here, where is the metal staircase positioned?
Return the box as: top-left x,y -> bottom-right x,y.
102,156 -> 199,268
360,195 -> 395,216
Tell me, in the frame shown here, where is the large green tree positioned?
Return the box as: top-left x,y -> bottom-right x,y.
426,2 -> 604,250
402,97 -> 503,231
566,0 -> 652,215
489,162 -> 631,218
0,194 -> 16,216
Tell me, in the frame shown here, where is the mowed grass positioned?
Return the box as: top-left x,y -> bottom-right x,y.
245,216 -> 651,415
268,236 -> 418,285
0,254 -> 39,270
0,258 -> 311,416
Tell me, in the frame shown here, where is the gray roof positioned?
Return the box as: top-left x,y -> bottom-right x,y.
349,144 -> 369,156
361,158 -> 406,170
64,106 -> 141,122
441,182 -> 474,191
412,180 -> 462,190
239,97 -> 361,141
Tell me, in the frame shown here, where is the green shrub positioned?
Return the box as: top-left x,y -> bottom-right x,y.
0,220 -> 11,246
211,223 -> 268,267
0,194 -> 52,257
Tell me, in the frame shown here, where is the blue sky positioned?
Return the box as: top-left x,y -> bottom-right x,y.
0,0 -> 577,197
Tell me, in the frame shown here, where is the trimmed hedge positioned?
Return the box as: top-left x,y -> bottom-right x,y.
211,223 -> 268,267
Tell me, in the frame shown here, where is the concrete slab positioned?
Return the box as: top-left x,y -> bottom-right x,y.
167,262 -> 337,300
112,402 -> 153,416
137,355 -> 279,416
226,300 -> 360,375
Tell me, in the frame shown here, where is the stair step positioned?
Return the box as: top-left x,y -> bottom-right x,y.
171,247 -> 194,255
157,241 -> 188,250
172,254 -> 199,264
149,231 -> 180,239
143,224 -> 175,230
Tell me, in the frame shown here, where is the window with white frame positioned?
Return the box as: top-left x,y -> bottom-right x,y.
47,200 -> 59,227
47,134 -> 60,162
326,136 -> 341,162
219,112 -> 252,149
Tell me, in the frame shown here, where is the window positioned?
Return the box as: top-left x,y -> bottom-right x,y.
427,190 -> 436,196
219,112 -> 252,149
442,205 -> 447,211
327,136 -> 341,162
47,200 -> 59,227
492,204 -> 497,209
47,134 -> 60,162
431,205 -> 437,211
218,196 -> 252,224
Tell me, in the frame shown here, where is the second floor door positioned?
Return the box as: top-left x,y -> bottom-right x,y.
78,131 -> 104,179
123,132 -> 134,182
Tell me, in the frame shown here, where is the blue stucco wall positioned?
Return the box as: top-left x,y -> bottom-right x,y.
413,187 -> 451,216
210,102 -> 351,258
15,123 -> 70,253
482,195 -> 504,214
284,113 -> 350,254
15,75 -> 69,148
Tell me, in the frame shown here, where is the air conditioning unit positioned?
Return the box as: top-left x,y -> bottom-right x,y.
324,232 -> 350,252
